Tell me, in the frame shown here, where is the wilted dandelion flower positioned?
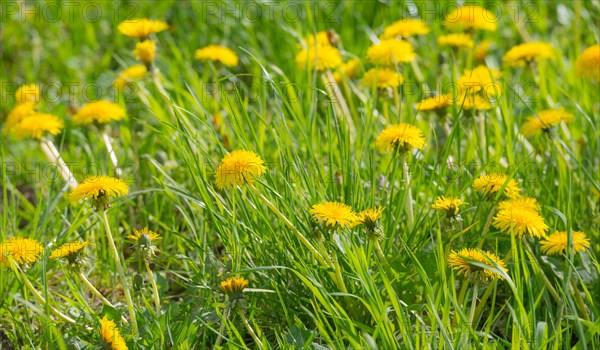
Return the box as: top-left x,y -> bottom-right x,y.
310,201 -> 358,230
437,33 -> 474,49
444,5 -> 498,32
50,241 -> 89,266
15,84 -> 41,105
473,174 -> 521,199
0,237 -> 44,267
11,113 -> 64,140
361,68 -> 403,88
69,176 -> 129,210
521,109 -> 572,136
493,205 -> 548,238
215,150 -> 267,189
574,44 -> 600,80
366,39 -> 416,66
295,45 -> 342,71
117,18 -> 168,38
194,45 -> 239,67
100,316 -> 128,350
113,65 -> 148,90
381,19 -> 430,39
448,248 -> 507,282
497,197 -> 541,212
3,102 -> 36,135
333,59 -> 361,82
432,196 -> 466,218
133,39 -> 157,65
474,40 -> 492,62
503,42 -> 555,67
416,94 -> 453,112
73,101 -> 126,125
540,231 -> 590,255
375,123 -> 425,153
220,276 -> 249,299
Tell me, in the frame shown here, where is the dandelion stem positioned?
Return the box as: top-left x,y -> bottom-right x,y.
323,71 -> 355,140
101,210 -> 139,337
402,154 -> 414,231
238,307 -> 267,350
570,277 -> 590,321
214,300 -> 232,348
477,111 -> 487,161
521,239 -> 560,303
39,138 -> 78,190
102,131 -> 122,178
78,272 -> 129,324
468,282 -> 479,327
145,260 -> 161,316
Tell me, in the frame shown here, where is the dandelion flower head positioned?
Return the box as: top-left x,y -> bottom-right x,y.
215,150 -> 267,189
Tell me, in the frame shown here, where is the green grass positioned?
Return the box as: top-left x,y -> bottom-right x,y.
1,0 -> 599,348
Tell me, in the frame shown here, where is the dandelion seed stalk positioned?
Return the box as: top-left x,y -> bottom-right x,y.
145,260 -> 161,316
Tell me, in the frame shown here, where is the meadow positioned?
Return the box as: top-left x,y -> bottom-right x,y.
1,0 -> 599,349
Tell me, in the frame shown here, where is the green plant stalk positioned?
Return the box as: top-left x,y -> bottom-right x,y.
238,307 -> 267,350
102,211 -> 139,337
145,260 -> 162,316
468,282 -> 479,327
39,138 -> 78,190
78,272 -> 128,323
214,300 -> 232,348
102,131 -> 122,178
522,239 -> 560,303
402,154 -> 414,231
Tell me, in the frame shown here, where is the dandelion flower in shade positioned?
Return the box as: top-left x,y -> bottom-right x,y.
473,174 -> 521,199
375,123 -> 425,153
220,276 -> 249,299
574,44 -> 600,80
15,84 -> 41,105
3,102 -> 36,135
444,5 -> 498,32
521,109 -> 572,137
69,176 -> 129,210
310,201 -> 359,230
133,39 -> 156,65
474,40 -> 492,62
540,231 -> 590,255
50,241 -> 89,266
100,316 -> 128,350
381,19 -> 430,39
0,237 -> 44,267
361,68 -> 403,89
117,18 -> 168,38
493,206 -> 548,238
215,150 -> 267,189
457,65 -> 502,95
356,207 -> 384,231
448,248 -> 508,282
432,196 -> 466,218
416,94 -> 453,112
366,39 -> 416,66
11,113 -> 64,140
194,45 -> 239,67
437,33 -> 474,49
295,45 -> 342,71
113,65 -> 148,90
333,59 -> 361,82
503,42 -> 555,67
497,197 -> 541,212
73,101 -> 126,125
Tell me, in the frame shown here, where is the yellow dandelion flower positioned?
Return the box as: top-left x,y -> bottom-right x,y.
416,94 -> 453,111
11,113 -> 64,140
295,45 -> 342,71
133,39 -> 156,65
49,241 -> 89,264
366,39 -> 416,66
304,31 -> 332,48
457,93 -> 493,111
127,227 -> 161,242
215,150 -> 267,189
15,84 -> 41,105
69,176 -> 129,210
381,19 -> 430,39
457,65 -> 502,95
100,316 -> 128,350
375,123 -> 425,152
437,33 -> 474,49
432,196 -> 467,217
448,248 -> 508,282
493,206 -> 548,238
503,42 -> 555,67
310,201 -> 358,229
521,109 -> 572,137
117,18 -> 168,39
473,174 -> 521,199
497,197 -> 541,212
540,231 -> 590,255
444,5 -> 498,32
3,102 -> 37,135
574,44 -> 600,80
333,59 -> 361,82
194,45 -> 239,67
220,276 -> 249,298
113,65 -> 148,90
474,40 -> 492,62
128,228 -> 160,259
0,237 -> 44,267
73,101 -> 126,125
356,207 -> 384,230
361,68 -> 403,89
